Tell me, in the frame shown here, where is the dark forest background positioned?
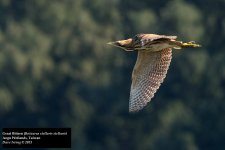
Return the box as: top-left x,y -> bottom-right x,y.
0,0 -> 225,150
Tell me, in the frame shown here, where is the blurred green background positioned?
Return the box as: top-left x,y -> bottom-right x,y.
0,0 -> 225,150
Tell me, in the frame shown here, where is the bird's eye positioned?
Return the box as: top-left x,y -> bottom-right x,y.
116,42 -> 122,46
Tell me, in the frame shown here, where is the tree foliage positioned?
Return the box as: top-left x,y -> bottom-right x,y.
0,0 -> 225,149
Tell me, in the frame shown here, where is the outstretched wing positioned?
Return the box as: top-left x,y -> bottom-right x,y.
129,48 -> 172,112
131,34 -> 177,49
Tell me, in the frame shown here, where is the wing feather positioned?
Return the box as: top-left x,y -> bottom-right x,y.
129,48 -> 172,112
132,34 -> 177,48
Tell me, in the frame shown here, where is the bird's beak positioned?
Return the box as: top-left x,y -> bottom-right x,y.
107,42 -> 116,45
108,39 -> 133,51
107,39 -> 132,47
107,41 -> 123,49
107,41 -> 120,46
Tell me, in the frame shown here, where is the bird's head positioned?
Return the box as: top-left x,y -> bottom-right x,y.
107,38 -> 133,50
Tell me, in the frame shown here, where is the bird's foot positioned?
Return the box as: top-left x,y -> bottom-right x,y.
181,41 -> 201,48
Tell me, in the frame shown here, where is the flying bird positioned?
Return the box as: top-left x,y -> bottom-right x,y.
108,34 -> 201,112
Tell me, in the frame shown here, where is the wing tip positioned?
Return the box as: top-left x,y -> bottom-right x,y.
129,107 -> 141,113
129,101 -> 148,112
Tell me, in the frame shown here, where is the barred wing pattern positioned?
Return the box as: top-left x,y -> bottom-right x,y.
129,48 -> 172,112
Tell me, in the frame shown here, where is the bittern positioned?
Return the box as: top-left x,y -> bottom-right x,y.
108,34 -> 201,112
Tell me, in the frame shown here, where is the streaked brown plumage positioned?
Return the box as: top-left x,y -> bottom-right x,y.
108,34 -> 201,112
